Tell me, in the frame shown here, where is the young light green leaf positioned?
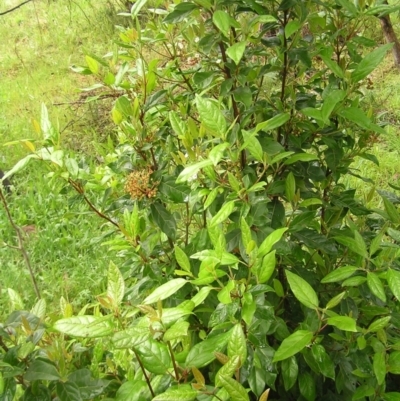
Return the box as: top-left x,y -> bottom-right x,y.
85,55 -> 99,74
31,298 -> 46,319
215,355 -> 241,387
338,107 -> 386,135
142,278 -> 187,304
107,261 -> 125,307
152,387 -> 198,401
195,95 -> 226,137
175,246 -> 191,273
326,316 -> 357,332
54,316 -> 114,338
273,330 -> 314,362
325,291 -> 346,310
169,111 -> 186,137
209,200 -> 236,227
131,0 -> 149,18
382,195 -> 400,224
240,217 -> 252,248
367,272 -> 386,302
351,43 -> 392,83
258,227 -> 288,258
209,142 -> 230,165
285,20 -> 301,38
286,270 -> 319,309
113,326 -> 150,349
213,10 -> 230,37
242,130 -> 263,162
321,266 -> 359,283
226,41 -> 246,65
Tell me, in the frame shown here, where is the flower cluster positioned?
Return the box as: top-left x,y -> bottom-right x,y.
125,168 -> 158,200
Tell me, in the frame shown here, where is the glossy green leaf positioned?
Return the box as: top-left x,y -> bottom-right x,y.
215,355 -> 241,387
258,228 -> 288,258
286,270 -> 319,309
228,323 -> 247,365
285,172 -> 296,202
115,380 -> 148,401
169,111 -> 186,137
282,356 -> 298,390
242,130 -> 263,162
321,266 -> 359,283
209,142 -> 230,165
352,385 -> 375,400
163,2 -> 198,23
185,332 -> 230,368
136,339 -> 171,375
285,20 -> 301,38
321,89 -> 345,122
164,321 -> 190,342
311,345 -> 335,379
152,385 -> 197,401
326,316 -> 357,332
325,291 -> 346,309
334,235 -> 368,258
382,195 -> 400,224
150,202 -> 177,239
299,372 -> 316,401
107,261 -> 124,308
368,316 -> 391,333
257,250 -> 276,284
54,316 -> 113,338
255,113 -> 290,133
176,159 -> 214,183
209,200 -> 236,227
142,278 -> 187,304
338,107 -> 385,135
387,269 -> 400,300
284,153 -> 318,165
273,330 -> 314,362
218,375 -> 249,401
113,326 -> 150,349
367,272 -> 387,302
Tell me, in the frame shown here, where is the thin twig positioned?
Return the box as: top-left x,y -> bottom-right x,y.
0,0 -> 32,16
0,188 -> 41,299
133,349 -> 155,397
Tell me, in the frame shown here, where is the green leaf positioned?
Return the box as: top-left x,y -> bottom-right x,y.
334,235 -> 368,258
213,10 -> 230,37
153,386 -> 198,401
164,321 -> 190,341
389,351 -> 400,374
25,359 -> 61,381
136,339 -> 171,375
226,41 -> 246,65
284,153 -> 319,165
311,345 -> 335,379
351,44 -> 393,83
373,351 -> 386,385
115,380 -> 148,401
218,376 -> 249,401
285,172 -> 296,202
209,142 -> 230,165
85,55 -> 99,74
273,330 -> 314,362
387,269 -> 400,300
185,332 -> 230,368
54,316 -> 113,338
282,356 -> 298,390
228,323 -> 247,365
169,111 -> 186,137
240,217 -> 252,249
382,195 -> 400,224
107,261 -> 124,308
286,270 -> 319,309
321,89 -> 345,122
255,113 -> 290,133
242,130 -> 263,162
195,95 -> 226,137
325,291 -> 346,309
368,316 -> 391,333
175,246 -> 191,273
257,250 -> 276,284
258,227 -> 288,258
159,178 -> 190,203
31,299 -> 46,319
209,200 -> 236,227
131,0 -> 149,18
298,372 -> 316,401
142,278 -> 187,304
367,272 -> 387,302
383,393 -> 400,401
352,385 -> 375,400
163,2 -> 198,23
150,202 -> 177,239
215,355 -> 241,387
285,20 -> 301,38
321,266 -> 359,283
326,316 -> 357,332
113,326 -> 150,349
338,107 -> 386,135
56,382 -> 82,401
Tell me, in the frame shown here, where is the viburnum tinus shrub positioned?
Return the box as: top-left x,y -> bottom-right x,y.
4,0 -> 400,400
